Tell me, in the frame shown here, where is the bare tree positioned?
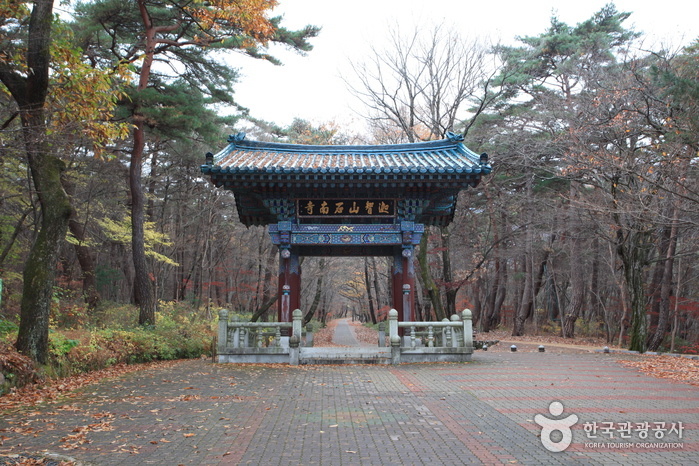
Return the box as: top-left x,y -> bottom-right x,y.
347,23 -> 501,318
347,23 -> 499,142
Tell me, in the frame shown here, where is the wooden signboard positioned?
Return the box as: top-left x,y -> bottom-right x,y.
297,199 -> 395,218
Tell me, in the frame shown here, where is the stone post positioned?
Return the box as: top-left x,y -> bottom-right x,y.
402,284 -> 412,346
391,335 -> 401,365
217,309 -> 229,355
292,309 -> 303,342
389,309 -> 402,363
462,309 -> 473,350
289,335 -> 300,365
388,309 -> 398,344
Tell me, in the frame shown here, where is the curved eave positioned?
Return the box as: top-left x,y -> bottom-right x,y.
202,135 -> 489,176
203,173 -> 486,193
201,164 -> 490,186
202,164 -> 491,176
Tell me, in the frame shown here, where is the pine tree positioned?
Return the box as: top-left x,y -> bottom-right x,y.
71,0 -> 319,325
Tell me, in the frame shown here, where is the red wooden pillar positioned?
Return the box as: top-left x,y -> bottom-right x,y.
278,248 -> 301,335
391,253 -> 403,334
402,248 -> 415,323
392,248 -> 415,336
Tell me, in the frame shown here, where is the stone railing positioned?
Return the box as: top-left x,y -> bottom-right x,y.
217,309 -> 308,363
216,308 -> 473,364
387,309 -> 473,364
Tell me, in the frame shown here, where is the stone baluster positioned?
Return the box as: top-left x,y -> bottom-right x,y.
256,326 -> 263,348
410,326 -> 417,348
275,326 -> 282,347
427,325 -> 434,348
240,328 -> 247,348
443,318 -> 452,347
450,314 -> 461,347
229,315 -> 240,348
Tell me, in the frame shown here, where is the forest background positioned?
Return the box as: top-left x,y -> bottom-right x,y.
2,1 -> 699,384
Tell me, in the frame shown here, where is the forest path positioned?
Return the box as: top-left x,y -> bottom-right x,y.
331,317 -> 361,346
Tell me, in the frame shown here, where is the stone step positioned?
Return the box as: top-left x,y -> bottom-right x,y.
299,347 -> 392,365
300,357 -> 392,365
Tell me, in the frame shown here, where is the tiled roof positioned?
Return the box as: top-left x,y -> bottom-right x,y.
201,132 -> 491,227
202,132 -> 490,178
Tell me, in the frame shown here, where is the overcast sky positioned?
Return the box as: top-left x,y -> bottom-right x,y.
230,0 -> 698,133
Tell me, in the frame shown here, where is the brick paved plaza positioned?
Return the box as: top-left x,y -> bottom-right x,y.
1,344 -> 697,465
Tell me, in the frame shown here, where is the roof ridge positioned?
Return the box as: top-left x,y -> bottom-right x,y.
227,134 -> 464,154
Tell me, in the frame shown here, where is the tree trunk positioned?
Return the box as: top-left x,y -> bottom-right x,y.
259,244 -> 277,321
0,210 -> 29,268
371,257 -> 383,313
492,260 -> 508,330
417,231 -> 445,321
513,174 -> 534,336
4,0 -> 73,364
131,126 -> 155,325
588,237 -> 601,324
16,148 -> 72,364
61,176 -> 100,311
146,151 -> 158,221
646,228 -> 669,330
562,183 -> 585,338
647,205 -> 679,351
483,196 -> 507,332
364,258 -> 377,324
441,225 -> 459,317
669,256 -> 682,353
618,229 -> 652,352
562,257 -> 585,338
303,258 -> 325,325
513,252 -> 533,336
16,153 -> 71,364
483,264 -> 499,333
471,278 -> 482,327
132,0 -> 167,326
250,295 -> 279,323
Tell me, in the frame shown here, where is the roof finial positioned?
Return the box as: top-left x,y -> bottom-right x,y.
227,132 -> 246,143
446,131 -> 464,142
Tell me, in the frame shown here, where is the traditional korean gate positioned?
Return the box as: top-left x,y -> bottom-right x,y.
201,132 -> 490,333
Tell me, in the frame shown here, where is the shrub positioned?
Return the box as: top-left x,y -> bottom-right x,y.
677,344 -> 699,355
46,322 -> 214,376
3,300 -> 217,390
540,321 -> 562,335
